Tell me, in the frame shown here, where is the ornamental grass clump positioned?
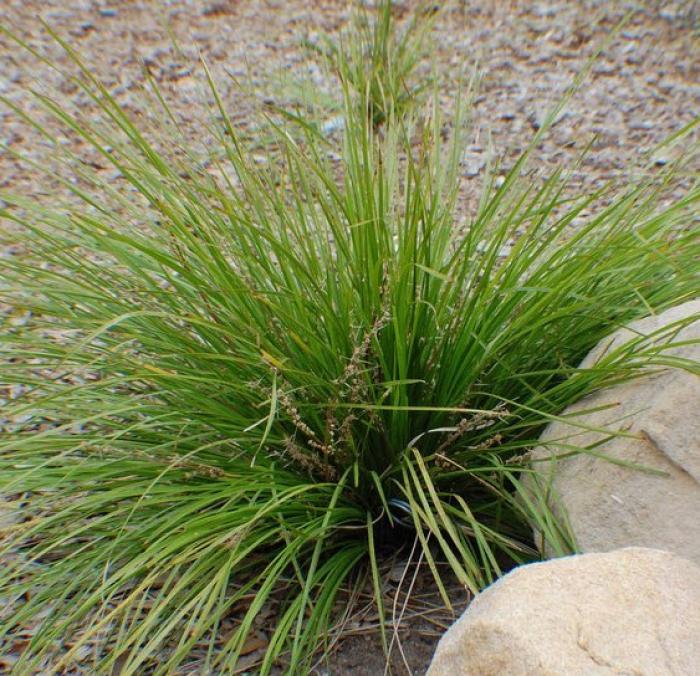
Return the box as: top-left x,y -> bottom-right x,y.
1,14 -> 699,676
304,0 -> 436,127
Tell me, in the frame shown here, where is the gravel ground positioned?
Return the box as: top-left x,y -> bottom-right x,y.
1,0 -> 698,211
1,0 -> 699,674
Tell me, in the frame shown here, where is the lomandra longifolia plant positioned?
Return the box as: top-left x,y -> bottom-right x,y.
1,7 -> 699,674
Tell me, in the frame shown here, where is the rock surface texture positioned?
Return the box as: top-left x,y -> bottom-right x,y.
532,299 -> 700,563
428,547 -> 700,676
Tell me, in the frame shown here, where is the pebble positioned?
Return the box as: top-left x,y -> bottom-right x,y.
527,108 -> 569,131
629,119 -> 654,130
462,152 -> 485,177
322,115 -> 345,135
9,384 -> 27,399
659,6 -> 683,21
9,311 -> 31,327
593,62 -> 617,76
532,3 -> 558,17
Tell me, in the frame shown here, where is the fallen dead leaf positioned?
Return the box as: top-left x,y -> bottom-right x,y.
239,632 -> 268,656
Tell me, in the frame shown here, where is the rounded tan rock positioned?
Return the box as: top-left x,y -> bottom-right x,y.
428,547 -> 700,676
532,299 -> 700,563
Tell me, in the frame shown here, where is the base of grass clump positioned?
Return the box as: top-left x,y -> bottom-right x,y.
1,11 -> 699,675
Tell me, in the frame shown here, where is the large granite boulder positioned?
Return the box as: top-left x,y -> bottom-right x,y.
428,547 -> 700,676
532,299 -> 700,563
